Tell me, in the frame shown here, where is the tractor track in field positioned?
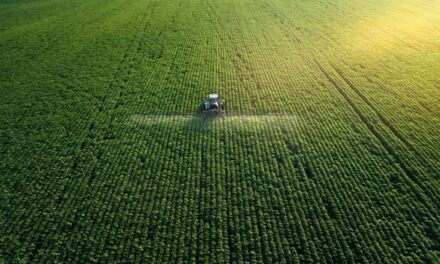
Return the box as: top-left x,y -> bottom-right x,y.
339,59 -> 440,121
254,0 -> 440,210
328,62 -> 439,179
329,63 -> 422,155
256,0 -> 438,210
312,58 -> 439,210
258,0 -> 438,171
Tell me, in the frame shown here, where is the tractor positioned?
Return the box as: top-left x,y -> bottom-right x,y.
203,93 -> 225,118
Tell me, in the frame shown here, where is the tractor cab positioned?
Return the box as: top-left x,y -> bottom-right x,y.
203,94 -> 225,117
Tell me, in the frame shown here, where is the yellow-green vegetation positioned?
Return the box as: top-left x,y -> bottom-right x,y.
0,0 -> 439,262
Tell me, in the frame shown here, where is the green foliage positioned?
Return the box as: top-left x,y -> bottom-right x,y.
0,0 -> 439,263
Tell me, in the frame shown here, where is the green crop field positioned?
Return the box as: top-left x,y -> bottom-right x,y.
1,0 -> 439,262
